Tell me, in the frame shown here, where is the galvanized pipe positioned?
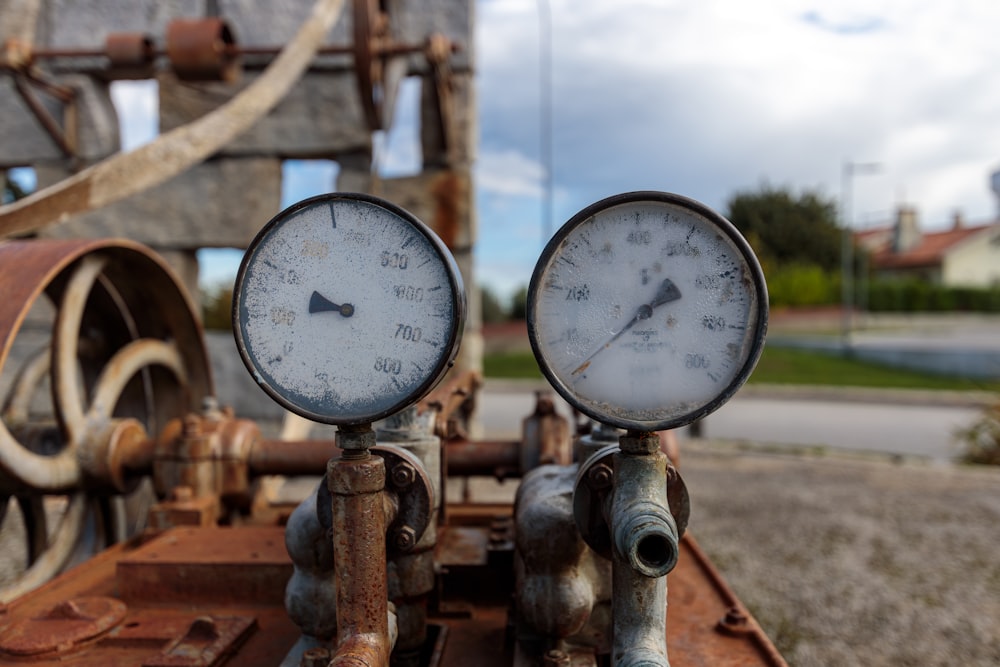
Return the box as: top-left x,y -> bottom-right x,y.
608,432 -> 678,667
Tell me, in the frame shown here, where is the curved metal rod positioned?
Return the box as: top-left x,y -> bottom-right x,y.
1,347 -> 50,426
16,494 -> 49,563
0,491 -> 87,603
52,254 -> 107,444
0,418 -> 79,492
86,338 -> 187,421
0,0 -> 348,238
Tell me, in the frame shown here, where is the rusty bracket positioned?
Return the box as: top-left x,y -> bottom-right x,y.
142,615 -> 256,667
318,445 -> 433,556
425,33 -> 457,166
418,369 -> 481,440
0,596 -> 127,657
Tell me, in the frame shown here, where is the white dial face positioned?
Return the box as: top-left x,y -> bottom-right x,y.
528,192 -> 767,431
234,194 -> 464,425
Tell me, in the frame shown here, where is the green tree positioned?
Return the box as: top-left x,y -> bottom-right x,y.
480,285 -> 507,324
509,285 -> 528,321
201,285 -> 233,330
726,184 -> 841,271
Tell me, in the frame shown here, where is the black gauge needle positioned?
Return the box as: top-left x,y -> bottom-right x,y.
309,290 -> 355,317
571,278 -> 681,376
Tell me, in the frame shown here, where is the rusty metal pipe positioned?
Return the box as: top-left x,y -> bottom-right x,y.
248,438 -> 336,476
444,439 -> 520,477
327,449 -> 392,667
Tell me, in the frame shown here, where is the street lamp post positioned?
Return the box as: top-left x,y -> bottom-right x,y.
840,160 -> 881,346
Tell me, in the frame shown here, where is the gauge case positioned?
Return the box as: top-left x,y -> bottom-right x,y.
233,192 -> 466,426
527,191 -> 768,432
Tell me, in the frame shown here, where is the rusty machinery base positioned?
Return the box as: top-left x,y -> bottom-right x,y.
0,510 -> 784,666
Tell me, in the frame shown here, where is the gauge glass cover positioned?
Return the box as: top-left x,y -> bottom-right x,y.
233,193 -> 465,425
527,191 -> 767,431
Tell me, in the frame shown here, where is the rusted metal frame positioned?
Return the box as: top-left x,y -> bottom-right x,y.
9,69 -> 78,159
425,34 -> 457,166
352,0 -> 387,131
682,534 -> 789,667
0,0 -> 348,239
418,369 -> 481,440
25,41 -> 437,62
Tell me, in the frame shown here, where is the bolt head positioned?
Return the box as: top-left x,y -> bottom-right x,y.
390,463 -> 416,488
394,526 -> 417,550
587,463 -> 613,490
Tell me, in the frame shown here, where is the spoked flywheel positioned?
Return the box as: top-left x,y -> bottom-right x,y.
0,239 -> 212,602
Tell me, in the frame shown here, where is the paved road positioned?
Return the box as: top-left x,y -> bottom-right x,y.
684,395 -> 981,462
479,381 -> 986,463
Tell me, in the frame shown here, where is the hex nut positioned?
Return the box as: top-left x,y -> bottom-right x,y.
390,462 -> 416,489
394,525 -> 417,550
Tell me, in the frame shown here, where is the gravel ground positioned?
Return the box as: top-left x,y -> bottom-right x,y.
682,441 -> 1000,666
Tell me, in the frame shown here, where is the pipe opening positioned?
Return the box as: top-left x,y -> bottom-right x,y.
637,533 -> 673,571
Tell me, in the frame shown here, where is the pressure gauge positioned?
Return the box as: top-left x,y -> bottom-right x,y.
233,193 -> 465,425
527,191 -> 767,432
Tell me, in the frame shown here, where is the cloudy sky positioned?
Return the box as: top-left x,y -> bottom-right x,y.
98,0 -> 1000,298
473,0 -> 1000,298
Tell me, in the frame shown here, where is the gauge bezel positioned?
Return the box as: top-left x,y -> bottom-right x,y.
233,192 -> 466,426
527,190 -> 768,432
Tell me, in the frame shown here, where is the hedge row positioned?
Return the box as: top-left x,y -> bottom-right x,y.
764,265 -> 1000,312
866,281 -> 1000,313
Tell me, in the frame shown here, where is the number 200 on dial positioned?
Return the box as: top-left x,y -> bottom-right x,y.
527,191 -> 768,432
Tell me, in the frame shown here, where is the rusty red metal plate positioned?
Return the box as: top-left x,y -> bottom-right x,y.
117,527 -> 291,606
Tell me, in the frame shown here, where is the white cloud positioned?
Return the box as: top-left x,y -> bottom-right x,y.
476,149 -> 546,198
476,0 -> 1000,243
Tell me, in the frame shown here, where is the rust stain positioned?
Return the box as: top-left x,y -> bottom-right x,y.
430,171 -> 465,250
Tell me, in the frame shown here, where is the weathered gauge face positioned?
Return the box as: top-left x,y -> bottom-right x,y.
528,191 -> 767,432
234,193 -> 465,425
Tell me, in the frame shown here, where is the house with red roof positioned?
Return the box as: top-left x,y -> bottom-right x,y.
855,206 -> 1000,287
